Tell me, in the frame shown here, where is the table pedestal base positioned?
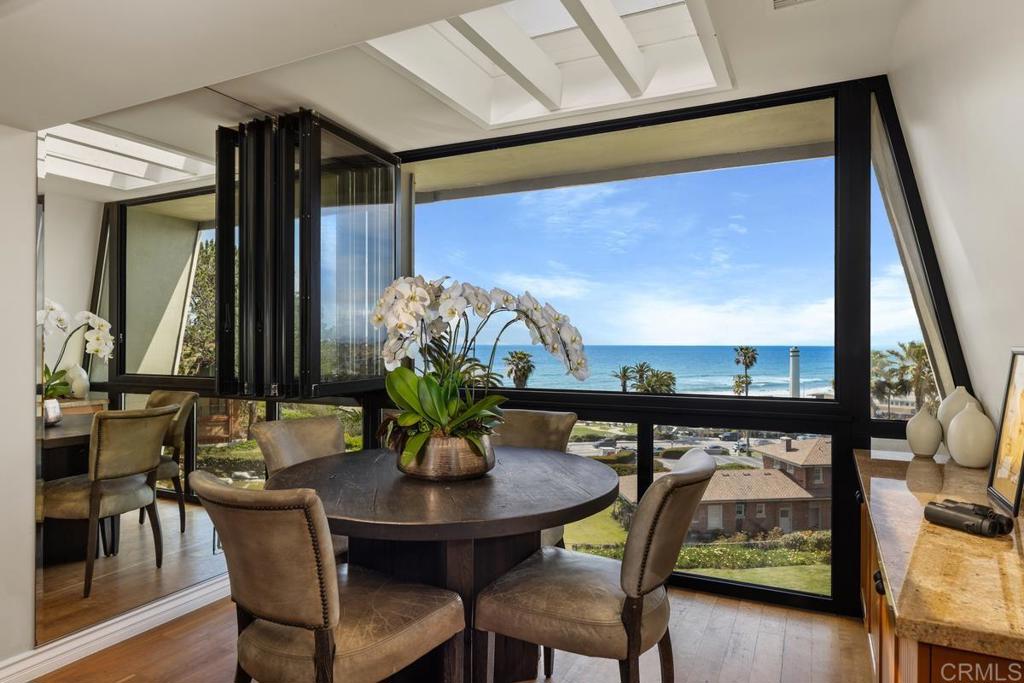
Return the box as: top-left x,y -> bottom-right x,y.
348,531 -> 540,683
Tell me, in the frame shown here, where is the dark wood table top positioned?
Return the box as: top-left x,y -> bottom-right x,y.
38,414 -> 93,448
267,446 -> 620,541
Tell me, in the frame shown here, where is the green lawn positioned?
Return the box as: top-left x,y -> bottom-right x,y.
571,422 -> 638,439
564,507 -> 628,547
686,564 -> 831,595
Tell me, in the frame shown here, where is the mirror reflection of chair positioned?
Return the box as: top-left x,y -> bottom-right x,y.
251,416 -> 349,557
137,391 -> 199,534
42,405 -> 179,598
474,450 -> 716,683
189,470 -> 466,683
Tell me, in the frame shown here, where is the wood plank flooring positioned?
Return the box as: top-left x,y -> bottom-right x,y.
37,499 -> 226,644
38,588 -> 872,683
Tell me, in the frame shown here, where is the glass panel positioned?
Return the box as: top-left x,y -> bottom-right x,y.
650,425 -> 832,596
870,96 -> 944,418
411,99 -> 836,398
318,128 -> 395,384
123,192 -> 217,376
278,402 -> 364,451
563,420 -> 637,553
194,398 -> 267,489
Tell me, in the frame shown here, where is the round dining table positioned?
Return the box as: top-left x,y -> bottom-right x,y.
266,446 -> 619,683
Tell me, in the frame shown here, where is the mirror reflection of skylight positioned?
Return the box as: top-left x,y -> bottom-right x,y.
37,123 -> 215,191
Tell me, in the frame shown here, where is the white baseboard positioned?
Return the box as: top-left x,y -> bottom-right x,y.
0,574 -> 230,683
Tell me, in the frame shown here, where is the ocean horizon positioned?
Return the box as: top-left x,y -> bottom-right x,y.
491,344 -> 836,396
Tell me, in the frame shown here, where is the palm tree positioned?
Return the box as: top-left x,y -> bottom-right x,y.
610,365 -> 635,393
892,341 -> 938,411
871,350 -> 910,418
733,346 -> 759,397
503,350 -> 535,389
732,374 -> 752,396
632,361 -> 653,384
635,369 -> 676,394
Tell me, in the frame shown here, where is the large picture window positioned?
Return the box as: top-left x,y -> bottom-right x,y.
412,99 -> 836,399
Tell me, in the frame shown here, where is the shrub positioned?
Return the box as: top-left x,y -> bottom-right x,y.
659,447 -> 693,460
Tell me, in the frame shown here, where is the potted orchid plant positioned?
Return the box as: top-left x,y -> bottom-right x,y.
37,298 -> 114,424
372,275 -> 588,480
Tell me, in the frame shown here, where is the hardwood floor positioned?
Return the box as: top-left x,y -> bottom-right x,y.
38,588 -> 872,683
36,499 -> 226,644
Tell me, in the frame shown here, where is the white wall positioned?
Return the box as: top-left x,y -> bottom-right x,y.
888,0 -> 1024,416
42,193 -> 103,370
0,124 -> 40,659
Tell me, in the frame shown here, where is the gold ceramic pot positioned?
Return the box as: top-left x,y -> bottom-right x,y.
398,435 -> 495,481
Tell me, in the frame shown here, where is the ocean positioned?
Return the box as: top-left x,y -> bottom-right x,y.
492,345 -> 835,397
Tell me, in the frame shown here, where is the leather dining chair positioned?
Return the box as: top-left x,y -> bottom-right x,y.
189,470 -> 466,683
137,390 -> 199,534
474,450 -> 716,683
251,416 -> 349,557
488,408 -> 578,674
489,409 -> 578,548
43,405 -> 179,598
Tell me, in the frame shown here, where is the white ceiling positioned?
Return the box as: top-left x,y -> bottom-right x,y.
22,0 -> 911,201
0,0 -> 498,131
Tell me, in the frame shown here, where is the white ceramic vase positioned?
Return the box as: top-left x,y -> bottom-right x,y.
946,403 -> 996,469
906,407 -> 942,458
937,386 -> 981,435
66,363 -> 90,399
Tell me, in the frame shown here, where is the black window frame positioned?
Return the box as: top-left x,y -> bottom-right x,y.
397,75 -> 970,616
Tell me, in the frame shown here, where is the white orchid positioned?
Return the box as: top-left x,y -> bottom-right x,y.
439,296 -> 468,323
371,276 -> 588,386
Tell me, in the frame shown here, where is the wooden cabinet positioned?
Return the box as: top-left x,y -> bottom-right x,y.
860,501 -> 1022,683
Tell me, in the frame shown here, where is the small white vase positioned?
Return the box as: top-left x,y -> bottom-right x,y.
937,386 -> 981,435
906,407 -> 942,458
66,363 -> 90,399
946,403 -> 996,469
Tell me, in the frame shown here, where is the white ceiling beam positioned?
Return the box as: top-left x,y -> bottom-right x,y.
448,7 -> 563,111
560,0 -> 650,97
41,124 -> 214,176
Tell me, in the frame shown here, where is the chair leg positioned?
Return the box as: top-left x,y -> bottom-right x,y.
543,646 -> 554,678
658,629 -> 674,683
84,514 -> 99,598
172,476 -> 186,533
138,508 -> 145,525
618,657 -> 639,683
145,503 -> 163,568
443,631 -> 464,683
99,517 -> 110,557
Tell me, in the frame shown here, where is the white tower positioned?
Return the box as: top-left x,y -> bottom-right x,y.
789,347 -> 800,398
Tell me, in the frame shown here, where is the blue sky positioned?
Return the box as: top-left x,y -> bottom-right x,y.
414,157 -> 921,348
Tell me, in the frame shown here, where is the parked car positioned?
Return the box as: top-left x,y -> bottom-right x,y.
719,431 -> 740,441
703,445 -> 728,455
732,443 -> 751,454
594,437 -> 616,448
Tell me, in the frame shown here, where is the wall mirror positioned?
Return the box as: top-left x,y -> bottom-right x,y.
35,89 -> 263,644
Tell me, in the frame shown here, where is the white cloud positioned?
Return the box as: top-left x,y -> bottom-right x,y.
494,271 -> 596,300
870,262 -> 923,344
728,222 -> 748,234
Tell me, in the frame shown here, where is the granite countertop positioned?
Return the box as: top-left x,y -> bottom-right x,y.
855,449 -> 1024,660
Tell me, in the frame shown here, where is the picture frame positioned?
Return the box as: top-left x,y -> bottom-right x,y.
988,347 -> 1024,515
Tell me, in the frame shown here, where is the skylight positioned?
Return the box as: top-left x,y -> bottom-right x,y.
363,0 -> 729,128
37,123 -> 215,191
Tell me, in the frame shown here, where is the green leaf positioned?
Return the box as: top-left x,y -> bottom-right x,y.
397,411 -> 422,427
385,367 -> 422,414
400,431 -> 431,467
464,433 -> 487,457
448,394 -> 507,431
417,374 -> 449,425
